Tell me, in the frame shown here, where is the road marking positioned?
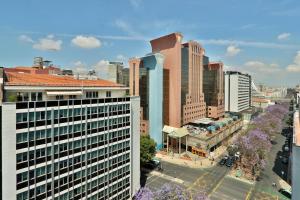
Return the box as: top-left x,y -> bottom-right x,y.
187,171 -> 209,191
149,171 -> 185,184
145,174 -> 162,185
245,187 -> 253,200
208,174 -> 226,197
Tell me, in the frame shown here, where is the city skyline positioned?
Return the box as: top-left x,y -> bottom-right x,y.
0,0 -> 300,86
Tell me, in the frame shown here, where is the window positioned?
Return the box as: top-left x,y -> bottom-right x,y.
17,191 -> 28,200
106,91 -> 111,97
17,92 -> 29,102
17,132 -> 28,143
56,95 -> 63,100
86,91 -> 98,98
16,113 -> 28,123
69,95 -> 76,99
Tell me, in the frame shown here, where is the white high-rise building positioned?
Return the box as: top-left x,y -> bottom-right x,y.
0,68 -> 140,200
224,71 -> 252,112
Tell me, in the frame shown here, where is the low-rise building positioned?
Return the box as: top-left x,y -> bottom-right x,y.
163,115 -> 243,157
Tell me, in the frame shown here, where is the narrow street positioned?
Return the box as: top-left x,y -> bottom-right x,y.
250,126 -> 292,200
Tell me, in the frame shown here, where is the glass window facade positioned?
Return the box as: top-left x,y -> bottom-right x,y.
15,97 -> 131,200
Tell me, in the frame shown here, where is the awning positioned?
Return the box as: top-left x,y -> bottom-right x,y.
163,125 -> 189,138
46,91 -> 83,96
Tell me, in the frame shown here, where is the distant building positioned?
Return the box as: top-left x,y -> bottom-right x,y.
224,71 -> 252,112
107,62 -> 130,87
0,68 -> 140,200
122,68 -> 129,87
203,62 -> 225,119
129,53 -> 164,148
62,69 -> 73,76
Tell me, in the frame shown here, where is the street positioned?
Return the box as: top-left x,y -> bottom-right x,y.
142,161 -> 253,199
250,126 -> 292,200
141,124 -> 292,200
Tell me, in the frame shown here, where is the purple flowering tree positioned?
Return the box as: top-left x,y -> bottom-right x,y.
236,129 -> 271,178
135,184 -> 209,200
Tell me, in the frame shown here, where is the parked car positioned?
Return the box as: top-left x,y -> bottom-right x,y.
282,156 -> 289,164
225,158 -> 233,167
219,158 -> 226,166
284,145 -> 290,152
144,158 -> 161,170
278,188 -> 292,199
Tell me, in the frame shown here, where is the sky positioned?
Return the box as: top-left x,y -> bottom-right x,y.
0,0 -> 300,87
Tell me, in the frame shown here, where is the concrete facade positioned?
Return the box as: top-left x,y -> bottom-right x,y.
129,53 -> 164,148
292,110 -> 300,200
0,70 -> 140,200
224,71 -> 252,112
130,96 -> 141,198
203,62 -> 225,119
150,33 -> 182,128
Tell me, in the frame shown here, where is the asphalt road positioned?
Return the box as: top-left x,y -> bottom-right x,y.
209,176 -> 253,200
142,160 -> 254,199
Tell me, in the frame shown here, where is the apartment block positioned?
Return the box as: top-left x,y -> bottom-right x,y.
203,62 -> 225,119
0,69 -> 140,200
129,53 -> 164,148
224,71 -> 252,112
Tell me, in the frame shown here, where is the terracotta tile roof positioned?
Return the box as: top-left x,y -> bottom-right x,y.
5,72 -> 124,87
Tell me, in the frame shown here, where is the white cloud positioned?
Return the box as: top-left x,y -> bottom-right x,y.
116,54 -> 127,61
226,45 -> 241,56
19,34 -> 34,43
92,60 -> 110,79
33,35 -> 62,51
240,24 -> 256,30
198,39 -> 299,49
115,19 -> 146,40
73,61 -> 88,74
71,35 -> 101,49
277,33 -> 291,40
244,61 -> 281,73
286,51 -> 300,72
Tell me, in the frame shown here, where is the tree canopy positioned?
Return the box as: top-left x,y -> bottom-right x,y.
140,135 -> 156,165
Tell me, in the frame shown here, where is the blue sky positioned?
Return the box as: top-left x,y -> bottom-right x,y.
0,0 -> 300,86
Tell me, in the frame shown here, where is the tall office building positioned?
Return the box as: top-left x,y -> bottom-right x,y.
150,33 -> 182,128
224,71 -> 252,112
0,69 -> 140,200
181,41 -> 206,125
107,62 -> 129,87
203,62 -> 225,119
129,53 -> 164,148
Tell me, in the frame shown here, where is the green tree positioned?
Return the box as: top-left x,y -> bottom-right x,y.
140,135 -> 156,165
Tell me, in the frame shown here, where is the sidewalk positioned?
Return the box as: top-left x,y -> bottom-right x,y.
156,146 -> 227,169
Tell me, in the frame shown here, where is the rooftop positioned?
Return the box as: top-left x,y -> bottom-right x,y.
4,71 -> 124,88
